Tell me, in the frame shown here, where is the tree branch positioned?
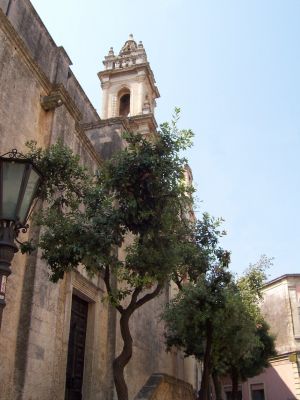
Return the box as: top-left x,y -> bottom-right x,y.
103,264 -> 124,313
128,286 -> 143,311
134,283 -> 163,310
103,264 -> 112,293
173,272 -> 183,291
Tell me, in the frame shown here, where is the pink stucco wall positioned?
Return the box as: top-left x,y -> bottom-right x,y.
222,357 -> 299,400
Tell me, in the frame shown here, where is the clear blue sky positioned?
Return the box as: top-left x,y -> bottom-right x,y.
31,0 -> 300,279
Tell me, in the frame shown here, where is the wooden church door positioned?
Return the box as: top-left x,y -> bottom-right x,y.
65,295 -> 88,400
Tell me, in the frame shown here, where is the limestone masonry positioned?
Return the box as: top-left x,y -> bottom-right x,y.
0,1 -> 198,399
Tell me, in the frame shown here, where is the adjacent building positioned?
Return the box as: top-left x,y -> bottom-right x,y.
221,274 -> 300,400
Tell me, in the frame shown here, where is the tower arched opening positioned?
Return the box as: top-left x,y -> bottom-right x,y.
118,90 -> 130,117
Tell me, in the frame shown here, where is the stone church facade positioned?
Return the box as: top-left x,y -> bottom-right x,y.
0,1 -> 197,399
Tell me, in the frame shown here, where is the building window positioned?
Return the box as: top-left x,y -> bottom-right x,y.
251,383 -> 265,400
225,391 -> 242,400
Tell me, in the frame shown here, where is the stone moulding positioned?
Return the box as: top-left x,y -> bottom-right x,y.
98,62 -> 160,100
128,113 -> 158,131
81,116 -> 131,132
72,269 -> 104,302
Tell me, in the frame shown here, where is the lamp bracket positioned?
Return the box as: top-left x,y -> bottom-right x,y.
0,149 -> 27,159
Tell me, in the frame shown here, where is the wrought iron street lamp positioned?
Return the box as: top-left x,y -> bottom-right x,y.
0,149 -> 42,327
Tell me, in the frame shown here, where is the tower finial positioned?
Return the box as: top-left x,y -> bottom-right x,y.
119,34 -> 138,56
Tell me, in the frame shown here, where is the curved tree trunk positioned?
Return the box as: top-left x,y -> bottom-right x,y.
113,311 -> 132,400
198,320 -> 213,400
103,269 -> 163,400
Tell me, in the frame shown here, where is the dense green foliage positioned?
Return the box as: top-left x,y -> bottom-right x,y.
172,213 -> 231,289
164,214 -> 231,400
163,245 -> 276,400
24,110 -> 194,297
23,110 -> 195,400
237,255 -> 273,317
24,139 -> 122,283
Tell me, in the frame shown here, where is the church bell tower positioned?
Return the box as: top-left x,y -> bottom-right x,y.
98,34 -> 160,135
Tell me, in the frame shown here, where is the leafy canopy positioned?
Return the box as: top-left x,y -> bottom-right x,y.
163,213 -> 232,357
24,109 -> 195,303
163,251 -> 276,391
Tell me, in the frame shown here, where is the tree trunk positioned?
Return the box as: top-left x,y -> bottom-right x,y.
212,370 -> 222,400
231,367 -> 239,400
198,321 -> 213,400
113,311 -> 132,400
109,283 -> 163,400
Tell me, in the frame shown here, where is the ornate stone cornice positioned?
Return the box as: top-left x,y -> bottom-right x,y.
128,113 -> 158,130
72,269 -> 104,301
82,115 -> 158,136
81,116 -> 130,132
98,63 -> 160,99
98,63 -> 148,79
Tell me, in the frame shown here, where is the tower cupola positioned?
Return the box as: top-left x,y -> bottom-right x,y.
103,34 -> 148,70
98,35 -> 160,134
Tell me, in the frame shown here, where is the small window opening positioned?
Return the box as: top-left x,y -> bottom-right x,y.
251,384 -> 265,400
119,93 -> 130,117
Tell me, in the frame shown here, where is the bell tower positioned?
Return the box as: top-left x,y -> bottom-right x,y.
98,34 -> 160,135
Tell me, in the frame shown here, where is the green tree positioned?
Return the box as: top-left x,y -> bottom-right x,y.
172,213 -> 230,289
237,255 -> 273,317
163,214 -> 231,400
211,256 -> 276,400
163,248 -> 276,400
212,287 -> 259,400
23,110 -> 194,400
239,319 -> 276,380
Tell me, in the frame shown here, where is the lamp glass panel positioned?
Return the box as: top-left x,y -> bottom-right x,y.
2,161 -> 25,220
18,168 -> 40,224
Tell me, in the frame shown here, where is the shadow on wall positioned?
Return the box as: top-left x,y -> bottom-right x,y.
232,361 -> 299,400
261,364 -> 298,400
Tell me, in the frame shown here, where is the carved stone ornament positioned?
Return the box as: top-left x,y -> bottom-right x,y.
119,34 -> 137,55
40,93 -> 63,111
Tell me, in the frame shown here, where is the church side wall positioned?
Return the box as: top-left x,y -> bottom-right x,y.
0,3 -> 113,399
0,15 -> 53,398
0,2 -> 197,399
